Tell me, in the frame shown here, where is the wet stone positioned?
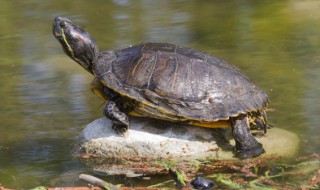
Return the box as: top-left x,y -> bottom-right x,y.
74,117 -> 299,176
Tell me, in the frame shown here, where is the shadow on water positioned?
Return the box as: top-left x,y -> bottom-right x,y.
0,0 -> 319,188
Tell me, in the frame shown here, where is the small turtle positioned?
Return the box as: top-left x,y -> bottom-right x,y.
191,176 -> 215,190
52,17 -> 269,158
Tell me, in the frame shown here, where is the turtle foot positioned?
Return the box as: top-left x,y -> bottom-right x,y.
234,142 -> 265,159
112,124 -> 129,137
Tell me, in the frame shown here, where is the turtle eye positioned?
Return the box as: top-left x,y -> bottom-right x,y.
59,21 -> 67,28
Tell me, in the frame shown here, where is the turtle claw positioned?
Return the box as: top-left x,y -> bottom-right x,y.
234,142 -> 265,159
112,124 -> 129,137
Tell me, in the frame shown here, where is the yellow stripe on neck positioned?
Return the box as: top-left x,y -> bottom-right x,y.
61,28 -> 76,59
61,28 -> 87,70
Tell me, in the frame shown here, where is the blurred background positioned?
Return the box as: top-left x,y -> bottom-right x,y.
0,0 -> 319,188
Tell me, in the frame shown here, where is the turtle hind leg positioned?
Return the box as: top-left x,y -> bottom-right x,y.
231,114 -> 265,159
104,101 -> 129,136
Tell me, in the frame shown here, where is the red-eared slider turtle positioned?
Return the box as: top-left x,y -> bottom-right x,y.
53,17 -> 269,158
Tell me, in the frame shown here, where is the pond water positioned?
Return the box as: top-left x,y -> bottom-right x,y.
0,0 -> 319,188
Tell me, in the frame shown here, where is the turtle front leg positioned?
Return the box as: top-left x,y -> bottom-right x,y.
231,114 -> 265,159
104,101 -> 129,136
91,78 -> 129,136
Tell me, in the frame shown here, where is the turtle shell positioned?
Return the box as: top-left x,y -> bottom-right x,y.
93,43 -> 269,122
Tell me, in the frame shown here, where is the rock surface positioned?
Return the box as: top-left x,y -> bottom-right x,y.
74,117 -> 299,175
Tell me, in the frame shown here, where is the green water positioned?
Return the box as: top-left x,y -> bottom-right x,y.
0,0 -> 319,188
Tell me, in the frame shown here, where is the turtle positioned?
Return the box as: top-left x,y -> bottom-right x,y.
52,17 -> 269,159
191,176 -> 214,190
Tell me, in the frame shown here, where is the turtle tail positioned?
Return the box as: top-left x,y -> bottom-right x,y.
249,110 -> 269,134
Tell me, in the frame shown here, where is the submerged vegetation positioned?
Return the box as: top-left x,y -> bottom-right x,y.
206,154 -> 319,189
1,153 -> 318,189
153,153 -> 320,189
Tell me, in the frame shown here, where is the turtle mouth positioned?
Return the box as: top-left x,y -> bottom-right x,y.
53,30 -> 61,38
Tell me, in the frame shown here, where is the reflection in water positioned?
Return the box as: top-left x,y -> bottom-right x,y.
303,60 -> 320,154
0,0 -> 319,188
68,74 -> 90,114
19,64 -> 58,109
111,0 -> 192,48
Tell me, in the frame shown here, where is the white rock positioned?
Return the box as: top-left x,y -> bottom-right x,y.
74,117 -> 299,175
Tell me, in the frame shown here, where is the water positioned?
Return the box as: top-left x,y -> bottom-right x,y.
0,0 -> 319,188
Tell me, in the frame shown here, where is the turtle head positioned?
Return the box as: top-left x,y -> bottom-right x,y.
52,17 -> 99,74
